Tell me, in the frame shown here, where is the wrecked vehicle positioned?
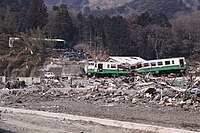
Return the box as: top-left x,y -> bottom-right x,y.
44,72 -> 56,78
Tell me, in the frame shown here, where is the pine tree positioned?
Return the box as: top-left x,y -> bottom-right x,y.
135,12 -> 151,27
151,13 -> 171,27
103,16 -> 131,55
0,7 -> 18,35
26,0 -> 48,30
52,4 -> 77,43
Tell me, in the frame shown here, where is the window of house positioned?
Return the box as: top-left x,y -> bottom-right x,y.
157,62 -> 163,66
165,61 -> 170,65
107,64 -> 110,68
172,60 -> 174,64
151,62 -> 156,66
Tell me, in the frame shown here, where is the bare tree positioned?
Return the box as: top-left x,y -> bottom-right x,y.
171,11 -> 200,57
145,25 -> 172,59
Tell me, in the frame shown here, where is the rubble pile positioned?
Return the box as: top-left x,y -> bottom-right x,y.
0,75 -> 200,111
51,48 -> 92,61
61,76 -> 200,111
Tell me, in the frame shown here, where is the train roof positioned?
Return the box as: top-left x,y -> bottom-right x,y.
143,57 -> 185,63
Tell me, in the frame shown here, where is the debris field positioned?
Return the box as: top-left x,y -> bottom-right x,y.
0,74 -> 200,132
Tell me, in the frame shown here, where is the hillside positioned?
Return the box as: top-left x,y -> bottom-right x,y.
44,0 -> 200,16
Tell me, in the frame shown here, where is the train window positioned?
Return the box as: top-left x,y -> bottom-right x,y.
172,60 -> 174,64
111,64 -> 116,68
165,61 -> 170,65
107,64 -> 110,68
89,63 -> 94,65
157,62 -> 163,66
151,62 -> 156,66
143,63 -> 149,67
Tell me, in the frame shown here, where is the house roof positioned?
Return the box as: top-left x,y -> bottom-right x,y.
105,56 -> 146,65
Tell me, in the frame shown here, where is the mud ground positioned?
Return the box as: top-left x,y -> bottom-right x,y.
0,111 -> 153,133
0,87 -> 200,132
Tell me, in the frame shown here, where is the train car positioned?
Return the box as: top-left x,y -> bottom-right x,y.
85,61 -> 131,76
95,62 -> 130,74
136,57 -> 187,75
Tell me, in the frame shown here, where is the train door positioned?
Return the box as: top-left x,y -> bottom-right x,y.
98,63 -> 103,72
179,59 -> 184,68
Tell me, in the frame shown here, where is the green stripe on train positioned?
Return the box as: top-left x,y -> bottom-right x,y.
100,69 -> 130,74
137,65 -> 182,73
87,69 -> 95,73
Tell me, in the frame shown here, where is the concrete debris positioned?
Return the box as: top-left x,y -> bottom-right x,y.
0,74 -> 200,112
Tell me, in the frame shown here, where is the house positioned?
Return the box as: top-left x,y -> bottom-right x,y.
105,56 -> 146,66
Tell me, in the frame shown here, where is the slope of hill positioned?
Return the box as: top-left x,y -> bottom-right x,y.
44,0 -> 200,16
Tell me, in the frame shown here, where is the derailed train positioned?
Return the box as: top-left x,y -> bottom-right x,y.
84,57 -> 187,76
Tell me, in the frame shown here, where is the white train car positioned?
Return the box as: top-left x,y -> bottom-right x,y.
85,61 -> 131,76
137,57 -> 187,74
